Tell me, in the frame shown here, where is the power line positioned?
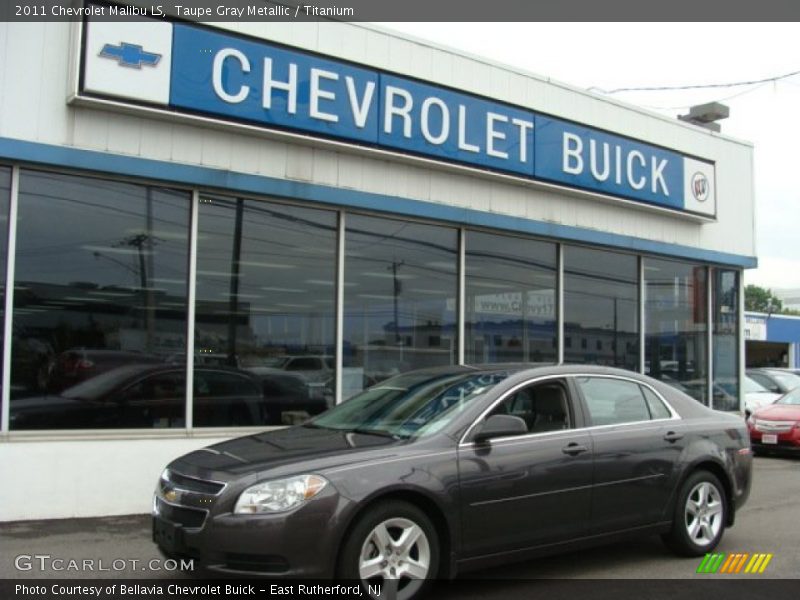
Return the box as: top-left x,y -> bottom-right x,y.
639,82 -> 773,111
587,68 -> 800,95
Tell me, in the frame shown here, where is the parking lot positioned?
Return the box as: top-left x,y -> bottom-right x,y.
1,456 -> 797,583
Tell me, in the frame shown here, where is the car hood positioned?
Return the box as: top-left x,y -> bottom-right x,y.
753,404 -> 800,421
171,425 -> 411,480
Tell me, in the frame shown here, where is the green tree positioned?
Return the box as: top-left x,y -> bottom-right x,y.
745,284 -> 783,313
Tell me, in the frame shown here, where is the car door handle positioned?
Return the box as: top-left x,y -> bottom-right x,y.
562,442 -> 588,456
663,431 -> 684,443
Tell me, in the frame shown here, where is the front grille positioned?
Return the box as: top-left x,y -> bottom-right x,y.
755,419 -> 795,433
223,553 -> 290,574
156,498 -> 206,529
165,470 -> 225,495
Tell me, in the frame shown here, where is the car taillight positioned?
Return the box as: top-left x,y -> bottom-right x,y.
76,359 -> 95,370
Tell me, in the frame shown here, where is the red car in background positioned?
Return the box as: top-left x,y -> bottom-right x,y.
747,387 -> 800,454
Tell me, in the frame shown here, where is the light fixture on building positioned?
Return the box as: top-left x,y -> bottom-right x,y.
678,102 -> 730,132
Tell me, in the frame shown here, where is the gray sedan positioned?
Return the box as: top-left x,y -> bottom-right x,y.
153,364 -> 752,599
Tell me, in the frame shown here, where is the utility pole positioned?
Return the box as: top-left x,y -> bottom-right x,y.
390,260 -> 405,344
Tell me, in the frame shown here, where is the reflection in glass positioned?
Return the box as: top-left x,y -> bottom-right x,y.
343,215 -> 457,399
644,259 -> 708,404
194,196 -> 337,425
564,246 -> 638,370
713,269 -> 740,411
465,232 -> 556,364
9,170 -> 190,429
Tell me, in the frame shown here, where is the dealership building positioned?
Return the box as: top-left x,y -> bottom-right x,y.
745,312 -> 800,368
0,8 -> 757,520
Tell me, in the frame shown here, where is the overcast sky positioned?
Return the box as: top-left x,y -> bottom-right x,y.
377,23 -> 800,291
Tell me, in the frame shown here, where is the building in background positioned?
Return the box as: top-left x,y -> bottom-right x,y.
0,5 -> 756,520
745,312 -> 800,368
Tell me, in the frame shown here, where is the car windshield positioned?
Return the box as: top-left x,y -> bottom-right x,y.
61,364 -> 152,400
261,357 -> 290,368
777,388 -> 800,405
744,376 -> 770,393
769,371 -> 800,389
309,370 -> 515,438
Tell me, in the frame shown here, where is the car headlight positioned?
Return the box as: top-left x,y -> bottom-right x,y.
234,474 -> 328,514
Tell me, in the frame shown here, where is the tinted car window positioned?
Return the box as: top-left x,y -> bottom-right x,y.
777,388 -> 800,405
769,371 -> 800,389
490,381 -> 571,433
197,371 -> 259,397
577,377 -> 650,426
137,372 -> 185,401
748,372 -> 779,392
641,386 -> 671,419
286,357 -> 323,371
262,375 -> 307,397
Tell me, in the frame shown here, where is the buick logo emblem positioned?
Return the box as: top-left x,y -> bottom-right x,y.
691,172 -> 710,202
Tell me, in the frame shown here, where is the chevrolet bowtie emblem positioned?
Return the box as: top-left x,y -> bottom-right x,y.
99,42 -> 161,69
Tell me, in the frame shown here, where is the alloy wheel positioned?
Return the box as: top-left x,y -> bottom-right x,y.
684,481 -> 723,546
358,517 -> 431,600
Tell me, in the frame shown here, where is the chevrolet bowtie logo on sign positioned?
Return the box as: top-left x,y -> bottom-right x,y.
99,42 -> 161,69
696,552 -> 774,574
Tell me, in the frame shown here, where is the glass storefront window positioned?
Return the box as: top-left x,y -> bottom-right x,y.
644,259 -> 708,404
194,196 -> 337,426
564,246 -> 638,370
713,269 -> 740,411
343,215 -> 458,399
465,231 -> 557,364
10,170 -> 191,429
0,167 -> 10,409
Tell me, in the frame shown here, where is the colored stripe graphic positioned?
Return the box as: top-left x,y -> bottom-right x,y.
733,553 -> 750,573
697,553 -> 773,574
696,554 -> 714,573
720,554 -> 736,573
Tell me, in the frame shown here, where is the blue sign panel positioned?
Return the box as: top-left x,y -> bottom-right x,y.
534,116 -> 684,209
378,75 -> 534,176
83,20 -> 716,217
171,25 -> 379,142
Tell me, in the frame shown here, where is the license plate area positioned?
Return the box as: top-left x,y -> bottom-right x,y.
762,433 -> 778,445
153,517 -> 183,553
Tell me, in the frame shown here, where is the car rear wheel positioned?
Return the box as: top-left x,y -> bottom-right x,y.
339,501 -> 439,600
662,470 -> 727,556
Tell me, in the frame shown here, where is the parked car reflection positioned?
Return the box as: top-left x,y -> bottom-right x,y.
10,364 -> 264,430
246,367 -> 329,425
45,348 -> 164,393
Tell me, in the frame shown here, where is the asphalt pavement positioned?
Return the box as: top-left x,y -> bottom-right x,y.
1,456 -> 797,581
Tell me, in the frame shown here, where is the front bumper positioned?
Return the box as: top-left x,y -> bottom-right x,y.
748,423 -> 800,452
152,491 -> 343,578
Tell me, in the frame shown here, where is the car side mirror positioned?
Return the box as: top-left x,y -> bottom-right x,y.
473,414 -> 527,444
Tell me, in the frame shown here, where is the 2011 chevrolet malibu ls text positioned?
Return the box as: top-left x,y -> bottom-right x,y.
153,364 -> 752,598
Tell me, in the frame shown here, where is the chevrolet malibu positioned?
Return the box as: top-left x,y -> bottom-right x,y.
153,364 -> 752,598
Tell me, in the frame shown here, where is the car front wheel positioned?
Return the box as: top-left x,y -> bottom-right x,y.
663,470 -> 727,556
339,500 -> 439,600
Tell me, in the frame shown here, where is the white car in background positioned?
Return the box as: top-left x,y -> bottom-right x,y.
743,375 -> 781,417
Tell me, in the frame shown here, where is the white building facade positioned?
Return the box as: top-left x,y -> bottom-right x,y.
0,9 -> 756,520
